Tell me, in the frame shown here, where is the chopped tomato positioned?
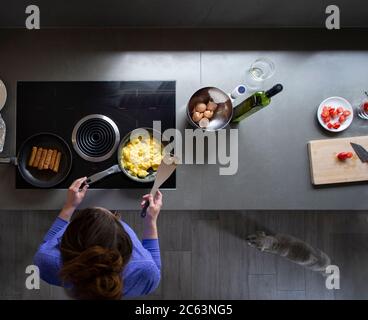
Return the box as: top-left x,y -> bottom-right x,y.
329,108 -> 336,116
323,116 -> 330,123
339,115 -> 346,123
333,122 -> 341,129
337,107 -> 343,114
343,110 -> 351,117
337,152 -> 351,160
327,122 -> 333,129
364,102 -> 368,112
321,110 -> 329,118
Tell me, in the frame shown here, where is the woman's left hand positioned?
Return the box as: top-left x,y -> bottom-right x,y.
59,177 -> 89,221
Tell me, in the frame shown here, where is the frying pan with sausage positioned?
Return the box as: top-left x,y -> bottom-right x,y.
0,133 -> 72,188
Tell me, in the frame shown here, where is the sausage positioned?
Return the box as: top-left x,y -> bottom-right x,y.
33,148 -> 43,168
49,149 -> 57,169
43,149 -> 54,170
38,149 -> 48,170
52,151 -> 61,173
28,147 -> 37,167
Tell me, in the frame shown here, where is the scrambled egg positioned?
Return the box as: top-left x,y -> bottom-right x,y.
121,136 -> 163,178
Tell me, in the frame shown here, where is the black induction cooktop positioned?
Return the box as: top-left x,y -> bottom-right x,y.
16,81 -> 176,189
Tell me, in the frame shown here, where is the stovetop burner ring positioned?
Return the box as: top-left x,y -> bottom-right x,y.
72,114 -> 120,162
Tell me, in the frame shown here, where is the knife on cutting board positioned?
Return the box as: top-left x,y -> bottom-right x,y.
308,135 -> 368,185
350,142 -> 368,163
140,154 -> 179,218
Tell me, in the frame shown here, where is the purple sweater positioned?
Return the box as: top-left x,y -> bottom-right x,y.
33,217 -> 161,298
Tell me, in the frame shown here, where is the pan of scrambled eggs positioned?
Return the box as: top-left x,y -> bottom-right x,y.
119,128 -> 164,182
85,128 -> 165,185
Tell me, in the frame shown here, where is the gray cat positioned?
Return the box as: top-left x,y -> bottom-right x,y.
247,231 -> 331,275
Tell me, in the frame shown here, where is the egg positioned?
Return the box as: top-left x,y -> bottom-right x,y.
199,118 -> 210,128
207,101 -> 218,111
203,110 -> 214,119
192,111 -> 204,122
195,103 -> 207,113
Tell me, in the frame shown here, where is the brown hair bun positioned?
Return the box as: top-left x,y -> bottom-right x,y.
60,207 -> 133,300
61,245 -> 123,300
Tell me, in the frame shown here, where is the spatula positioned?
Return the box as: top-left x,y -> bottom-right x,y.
140,154 -> 178,217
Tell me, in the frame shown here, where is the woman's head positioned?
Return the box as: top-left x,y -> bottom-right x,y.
60,207 -> 132,300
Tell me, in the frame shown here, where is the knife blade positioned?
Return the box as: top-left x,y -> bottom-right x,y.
350,142 -> 368,163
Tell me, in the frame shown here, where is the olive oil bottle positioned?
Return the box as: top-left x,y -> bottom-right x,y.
231,84 -> 283,123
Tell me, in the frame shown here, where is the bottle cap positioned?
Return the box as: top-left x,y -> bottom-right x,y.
230,85 -> 247,99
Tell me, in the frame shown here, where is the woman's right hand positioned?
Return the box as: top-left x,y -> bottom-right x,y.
65,177 -> 89,210
141,190 -> 163,223
59,177 -> 89,221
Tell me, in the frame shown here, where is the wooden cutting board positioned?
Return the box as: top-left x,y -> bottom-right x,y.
308,135 -> 368,185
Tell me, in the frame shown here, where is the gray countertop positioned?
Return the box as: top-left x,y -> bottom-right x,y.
0,28 -> 368,211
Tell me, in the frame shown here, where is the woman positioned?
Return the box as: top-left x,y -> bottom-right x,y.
34,177 -> 163,299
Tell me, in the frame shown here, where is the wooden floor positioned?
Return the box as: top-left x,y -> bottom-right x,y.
0,210 -> 367,300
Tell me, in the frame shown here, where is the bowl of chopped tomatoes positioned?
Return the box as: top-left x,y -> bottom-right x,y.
317,96 -> 353,132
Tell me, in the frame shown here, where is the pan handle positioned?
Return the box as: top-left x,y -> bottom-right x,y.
86,164 -> 121,185
0,157 -> 17,165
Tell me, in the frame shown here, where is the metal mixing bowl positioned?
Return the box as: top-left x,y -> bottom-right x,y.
187,87 -> 233,131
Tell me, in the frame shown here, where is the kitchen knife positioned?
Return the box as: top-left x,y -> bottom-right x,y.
350,142 -> 368,163
140,154 -> 178,218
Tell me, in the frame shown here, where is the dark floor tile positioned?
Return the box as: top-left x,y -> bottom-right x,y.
248,275 -> 277,300
158,212 -> 192,251
277,290 -> 306,300
219,213 -> 247,299
191,218 -> 220,299
162,251 -> 192,300
329,213 -> 368,235
304,214 -> 334,300
333,233 -> 368,300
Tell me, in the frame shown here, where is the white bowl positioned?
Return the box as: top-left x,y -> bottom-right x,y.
317,96 -> 353,132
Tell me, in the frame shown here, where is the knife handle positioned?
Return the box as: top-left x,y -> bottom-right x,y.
140,200 -> 149,218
